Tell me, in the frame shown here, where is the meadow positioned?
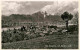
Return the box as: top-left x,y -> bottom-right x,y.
2,32 -> 78,49
2,24 -> 78,49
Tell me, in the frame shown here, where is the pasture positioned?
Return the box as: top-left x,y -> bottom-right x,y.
2,31 -> 78,49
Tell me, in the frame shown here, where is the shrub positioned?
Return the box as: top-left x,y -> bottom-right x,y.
68,25 -> 78,32
2,31 -> 11,43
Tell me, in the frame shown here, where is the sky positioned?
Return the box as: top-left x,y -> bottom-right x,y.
2,0 -> 78,16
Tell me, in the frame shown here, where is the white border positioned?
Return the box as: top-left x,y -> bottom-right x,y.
1,0 -> 78,1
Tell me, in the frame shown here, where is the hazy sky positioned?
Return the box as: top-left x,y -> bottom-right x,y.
2,0 -> 78,16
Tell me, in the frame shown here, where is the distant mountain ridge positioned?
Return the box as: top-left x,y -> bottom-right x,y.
2,11 -> 63,23
2,11 -> 78,27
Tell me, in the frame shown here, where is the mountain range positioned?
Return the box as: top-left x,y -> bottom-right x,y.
2,11 -> 78,25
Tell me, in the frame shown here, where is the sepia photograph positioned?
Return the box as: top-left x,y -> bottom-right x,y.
1,0 -> 78,49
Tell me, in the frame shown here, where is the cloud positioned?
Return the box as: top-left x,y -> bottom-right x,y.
2,1 -> 35,15
2,1 -> 21,15
2,1 -> 78,16
41,1 -> 78,15
2,1 -> 53,16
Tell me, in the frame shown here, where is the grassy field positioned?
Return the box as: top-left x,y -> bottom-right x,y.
2,32 -> 78,49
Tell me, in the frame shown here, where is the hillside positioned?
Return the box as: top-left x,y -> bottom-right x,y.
2,11 -> 63,23
2,11 -> 78,28
2,33 -> 78,49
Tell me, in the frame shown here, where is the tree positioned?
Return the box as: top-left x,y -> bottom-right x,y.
73,12 -> 78,25
61,11 -> 73,31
